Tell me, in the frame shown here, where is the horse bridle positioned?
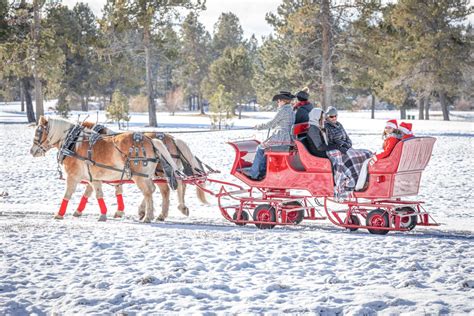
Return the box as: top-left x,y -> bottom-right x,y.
33,124 -> 50,154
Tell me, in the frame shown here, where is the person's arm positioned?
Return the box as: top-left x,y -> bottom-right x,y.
307,127 -> 338,151
375,137 -> 399,160
255,106 -> 288,130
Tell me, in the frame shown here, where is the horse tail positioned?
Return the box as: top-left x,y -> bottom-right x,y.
174,138 -> 208,204
151,139 -> 180,190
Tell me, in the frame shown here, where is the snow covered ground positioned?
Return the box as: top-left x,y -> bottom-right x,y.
1,102 -> 473,315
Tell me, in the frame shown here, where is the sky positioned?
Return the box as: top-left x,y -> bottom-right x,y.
62,0 -> 281,40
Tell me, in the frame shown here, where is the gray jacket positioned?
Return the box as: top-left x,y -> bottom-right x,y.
256,103 -> 295,148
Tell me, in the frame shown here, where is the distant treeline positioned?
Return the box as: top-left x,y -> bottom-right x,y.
0,0 -> 472,124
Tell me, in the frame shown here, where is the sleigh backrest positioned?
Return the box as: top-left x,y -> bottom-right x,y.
397,137 -> 436,173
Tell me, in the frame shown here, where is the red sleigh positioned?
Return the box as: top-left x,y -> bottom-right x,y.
210,123 -> 438,234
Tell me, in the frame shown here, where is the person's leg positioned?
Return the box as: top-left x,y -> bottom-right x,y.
355,158 -> 371,191
248,146 -> 265,179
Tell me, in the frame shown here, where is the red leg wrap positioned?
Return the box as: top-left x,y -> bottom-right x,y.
98,198 -> 107,215
116,194 -> 125,212
58,199 -> 69,216
77,196 -> 88,212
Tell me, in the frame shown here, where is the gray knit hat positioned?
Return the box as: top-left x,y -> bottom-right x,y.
325,106 -> 338,117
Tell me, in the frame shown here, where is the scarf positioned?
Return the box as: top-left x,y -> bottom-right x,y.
293,100 -> 310,109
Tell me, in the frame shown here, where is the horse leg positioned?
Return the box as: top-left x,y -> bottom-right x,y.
73,184 -> 94,217
91,181 -> 108,222
177,182 -> 189,216
134,178 -> 155,223
55,177 -> 79,219
138,198 -> 146,221
114,184 -> 125,218
156,183 -> 170,221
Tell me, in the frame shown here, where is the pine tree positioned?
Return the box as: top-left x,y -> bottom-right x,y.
177,11 -> 211,114
106,89 -> 130,129
388,0 -> 472,120
103,0 -> 204,127
209,84 -> 233,130
338,0 -> 385,118
202,46 -> 254,118
212,12 -> 244,59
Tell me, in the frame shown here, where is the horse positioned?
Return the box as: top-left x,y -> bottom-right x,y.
73,122 -> 208,221
30,116 -> 180,222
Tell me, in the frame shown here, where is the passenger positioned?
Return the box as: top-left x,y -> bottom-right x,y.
306,107 -> 338,158
373,119 -> 401,161
324,106 -> 352,153
355,119 -> 401,191
323,106 -> 372,199
399,122 -> 414,139
243,91 -> 295,180
293,87 -> 314,125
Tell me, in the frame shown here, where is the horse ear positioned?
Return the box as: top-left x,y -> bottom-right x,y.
39,116 -> 48,125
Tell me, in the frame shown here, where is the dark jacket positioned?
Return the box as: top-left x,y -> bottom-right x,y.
325,121 -> 352,153
306,126 -> 338,158
294,101 -> 314,125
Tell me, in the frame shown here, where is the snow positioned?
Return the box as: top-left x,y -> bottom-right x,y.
1,102 -> 473,314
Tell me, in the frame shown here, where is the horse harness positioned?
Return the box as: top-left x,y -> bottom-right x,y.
57,125 -> 161,181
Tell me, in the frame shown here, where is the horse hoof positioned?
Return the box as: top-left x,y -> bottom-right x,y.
179,206 -> 189,217
73,211 -> 82,217
155,215 -> 165,222
114,211 -> 124,218
142,217 -> 152,223
98,215 -> 107,222
54,214 -> 64,220
138,212 -> 145,221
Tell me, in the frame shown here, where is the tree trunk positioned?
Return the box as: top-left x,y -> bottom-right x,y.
424,97 -> 430,120
400,97 -> 408,120
320,0 -> 333,110
22,78 -> 36,123
199,94 -> 205,115
400,107 -> 406,120
238,101 -> 242,120
33,0 -> 44,123
370,93 -> 375,119
144,25 -> 157,127
439,91 -> 450,121
81,95 -> 87,111
418,97 -> 424,120
20,80 -> 25,112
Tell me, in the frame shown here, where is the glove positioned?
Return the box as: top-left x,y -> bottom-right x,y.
369,156 -> 378,166
339,145 -> 348,154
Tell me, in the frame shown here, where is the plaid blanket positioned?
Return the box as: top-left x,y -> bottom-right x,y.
327,148 -> 373,199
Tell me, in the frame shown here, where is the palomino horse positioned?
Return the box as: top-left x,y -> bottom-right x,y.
74,123 -> 208,221
30,116 -> 179,222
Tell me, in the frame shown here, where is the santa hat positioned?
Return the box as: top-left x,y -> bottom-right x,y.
399,122 -> 413,134
385,119 -> 398,129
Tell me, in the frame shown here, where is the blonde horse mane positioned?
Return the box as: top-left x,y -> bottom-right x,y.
47,117 -> 75,145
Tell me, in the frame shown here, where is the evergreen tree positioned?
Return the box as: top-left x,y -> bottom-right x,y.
103,0 -> 204,127
0,0 -> 63,122
209,84 -> 233,130
177,11 -> 211,114
338,0 -> 385,118
388,0 -> 472,120
106,89 -> 130,129
212,12 -> 244,59
202,46 -> 254,118
260,0 -> 324,108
